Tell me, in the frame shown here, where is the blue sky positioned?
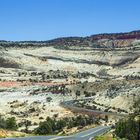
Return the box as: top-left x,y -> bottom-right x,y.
0,0 -> 140,41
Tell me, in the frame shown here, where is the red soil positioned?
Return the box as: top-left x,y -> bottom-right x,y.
0,81 -> 73,88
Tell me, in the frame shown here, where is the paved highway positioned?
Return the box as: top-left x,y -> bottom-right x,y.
60,99 -> 127,117
1,97 -> 114,140
1,126 -> 110,140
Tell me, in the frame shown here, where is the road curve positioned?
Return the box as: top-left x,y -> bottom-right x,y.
60,99 -> 127,117
1,98 -> 114,140
1,126 -> 111,140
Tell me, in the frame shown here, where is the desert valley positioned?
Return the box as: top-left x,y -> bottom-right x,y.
0,30 -> 140,139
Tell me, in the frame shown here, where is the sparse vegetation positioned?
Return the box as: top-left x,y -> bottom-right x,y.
0,30 -> 139,138
34,115 -> 98,135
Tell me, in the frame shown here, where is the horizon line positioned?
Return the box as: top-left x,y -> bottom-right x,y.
1,29 -> 140,42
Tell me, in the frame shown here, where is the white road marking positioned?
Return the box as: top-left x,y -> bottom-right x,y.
80,128 -> 105,137
49,127 -> 108,139
48,136 -> 72,140
89,137 -> 94,140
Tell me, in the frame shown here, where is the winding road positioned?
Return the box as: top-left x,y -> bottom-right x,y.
1,126 -> 111,140
2,98 -> 120,140
60,98 -> 127,117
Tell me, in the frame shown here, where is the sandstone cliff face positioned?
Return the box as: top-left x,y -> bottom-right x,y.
43,30 -> 140,48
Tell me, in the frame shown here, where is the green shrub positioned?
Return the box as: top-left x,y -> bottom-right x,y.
115,98 -> 140,140
0,116 -> 18,131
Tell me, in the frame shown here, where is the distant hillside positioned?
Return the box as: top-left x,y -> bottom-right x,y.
0,30 -> 140,48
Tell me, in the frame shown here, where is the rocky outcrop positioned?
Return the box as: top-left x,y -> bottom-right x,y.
0,57 -> 20,68
0,47 -> 20,69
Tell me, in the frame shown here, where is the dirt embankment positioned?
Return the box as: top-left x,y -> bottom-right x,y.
0,129 -> 26,138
